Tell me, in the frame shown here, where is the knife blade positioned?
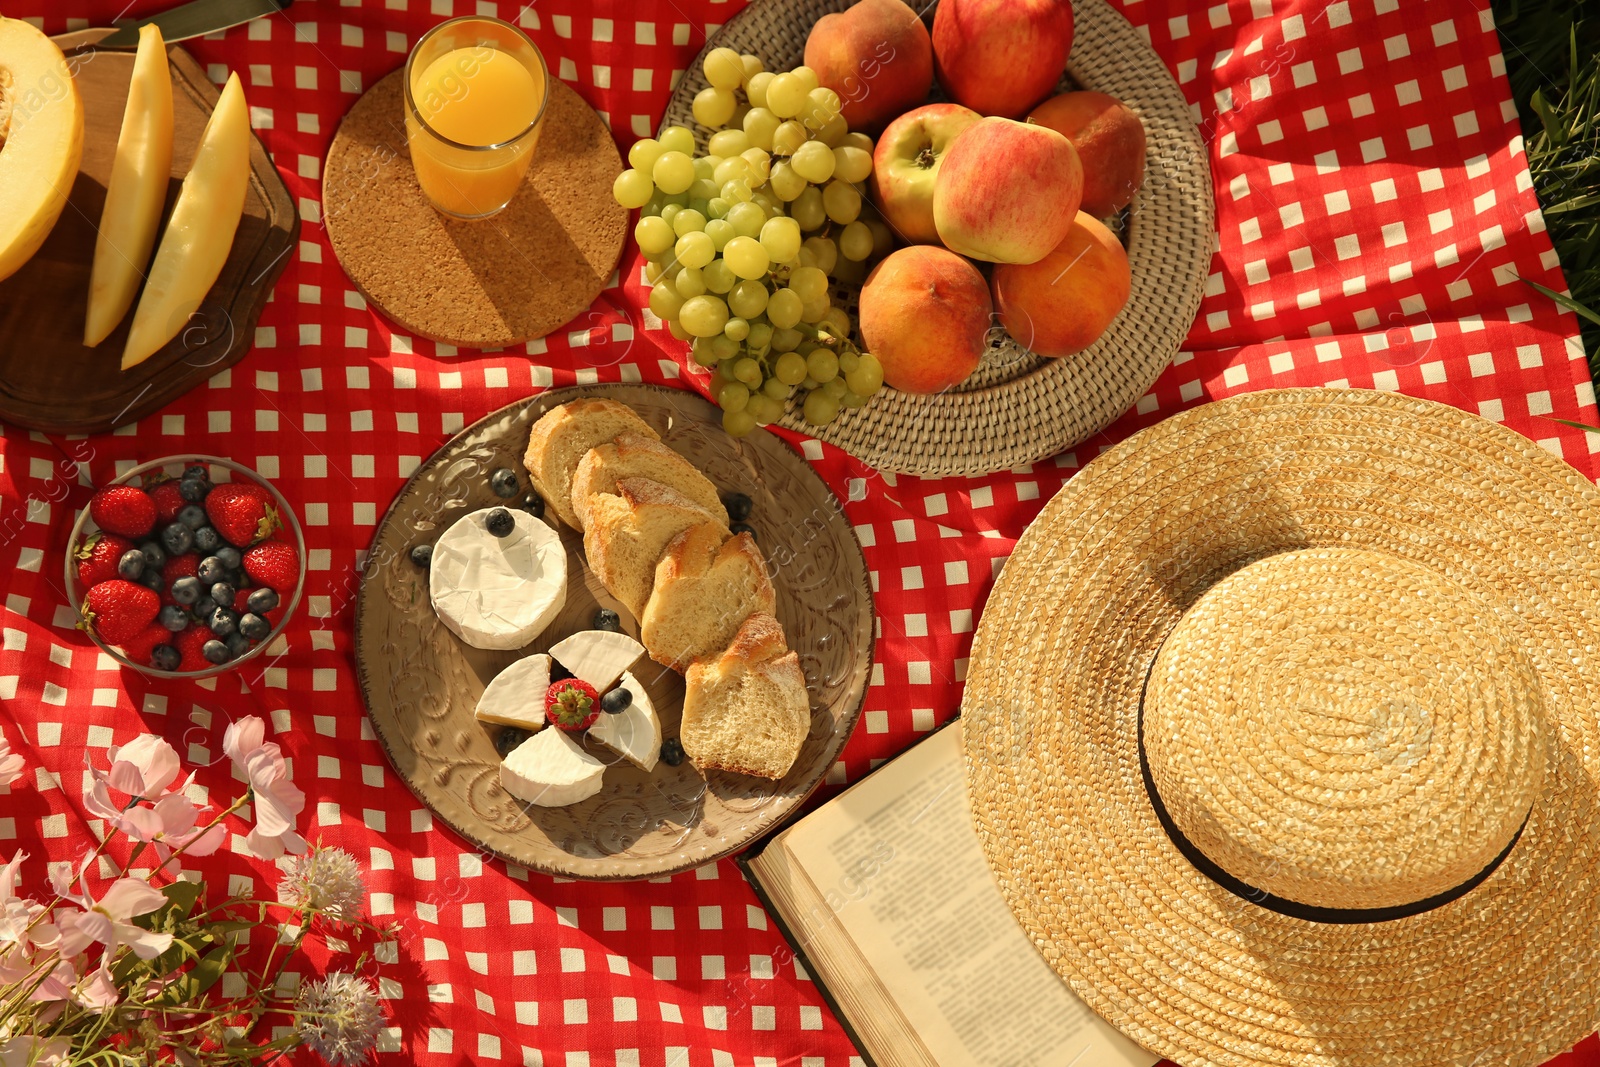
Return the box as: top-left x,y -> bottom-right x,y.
92,0 -> 293,49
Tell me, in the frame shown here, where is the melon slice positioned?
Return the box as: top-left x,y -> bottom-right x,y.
85,23 -> 174,347
0,17 -> 85,283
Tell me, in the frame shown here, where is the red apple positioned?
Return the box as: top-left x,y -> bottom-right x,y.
933,116 -> 1082,264
1029,91 -> 1147,216
859,246 -> 992,393
804,0 -> 934,133
992,211 -> 1131,357
869,103 -> 983,246
932,0 -> 1074,118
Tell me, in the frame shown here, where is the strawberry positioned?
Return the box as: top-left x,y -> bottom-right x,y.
243,540 -> 299,592
164,553 -> 200,581
89,486 -> 157,539
121,624 -> 169,667
175,627 -> 211,672
206,484 -> 280,547
149,480 -> 186,525
545,678 -> 600,731
232,587 -> 255,613
75,532 -> 134,587
81,580 -> 159,645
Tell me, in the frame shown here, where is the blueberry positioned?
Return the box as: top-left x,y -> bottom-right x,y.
238,613 -> 271,641
170,576 -> 203,606
660,737 -> 685,767
521,491 -> 545,519
410,543 -> 433,569
137,541 -> 167,570
215,545 -> 242,570
601,687 -> 632,715
549,660 -> 573,682
191,596 -> 217,620
116,549 -> 145,579
225,632 -> 251,658
592,608 -> 622,632
490,467 -> 520,498
730,522 -> 757,542
192,526 -> 221,553
160,523 -> 193,555
202,639 -> 232,665
182,464 -> 208,481
246,587 -> 280,614
494,727 -> 531,758
208,607 -> 237,637
137,569 -> 165,593
177,504 -> 207,530
485,508 -> 515,537
197,556 -> 228,585
723,492 -> 753,522
210,582 -> 237,609
158,605 -> 190,632
150,645 -> 180,671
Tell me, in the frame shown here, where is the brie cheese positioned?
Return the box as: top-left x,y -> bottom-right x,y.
548,630 -> 647,693
500,727 -> 605,807
589,670 -> 662,772
475,653 -> 552,730
430,508 -> 566,650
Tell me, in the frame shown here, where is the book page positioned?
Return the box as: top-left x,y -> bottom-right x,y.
781,725 -> 1156,1067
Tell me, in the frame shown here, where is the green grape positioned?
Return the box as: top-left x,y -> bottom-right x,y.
790,140 -> 836,183
635,216 -> 675,256
717,357 -> 740,380
703,259 -> 736,294
767,287 -> 803,329
668,319 -> 692,341
705,218 -> 736,251
747,320 -> 775,349
690,336 -> 717,366
821,376 -> 848,400
806,348 -> 839,383
801,296 -> 830,324
741,147 -> 772,185
659,203 -> 684,226
747,394 -> 783,424
675,231 -> 715,269
768,162 -> 806,201
649,281 -> 685,321
823,180 -> 862,224
791,187 -> 826,231
658,126 -> 696,155
706,197 -> 732,220
820,306 -> 852,339
689,199 -> 712,220
713,156 -> 750,187
802,236 -> 839,275
832,146 -> 873,184
708,129 -> 751,158
771,326 -> 803,352
801,87 -> 843,130
689,179 -> 719,203
742,107 -> 780,151
762,377 -> 792,401
740,54 -> 764,84
721,179 -> 754,203
803,390 -> 840,426
671,209 -> 708,237
641,193 -> 666,217
816,114 -> 850,148
845,352 -> 885,395
707,367 -> 729,396
727,201 -> 767,238
774,351 -> 808,385
766,72 -> 807,118
644,259 -> 669,283
772,120 -> 808,156
723,408 -> 758,437
674,266 -> 706,298
693,155 -> 718,179
789,266 -> 829,303
722,237 -> 771,281
710,333 -> 740,360
833,255 -> 868,285
662,190 -> 691,208
733,357 -> 764,387
842,131 -> 874,154
612,168 -> 655,209
841,390 -> 869,409
752,191 -> 782,216
760,217 -> 803,262
680,294 -> 730,337
724,316 -> 751,342
868,218 -> 896,258
745,70 -> 775,109
838,220 -> 873,261
791,65 -> 820,92
718,381 -> 751,412
703,47 -> 745,91
628,138 -> 665,172
652,151 -> 695,195
838,350 -> 860,374
800,376 -> 820,390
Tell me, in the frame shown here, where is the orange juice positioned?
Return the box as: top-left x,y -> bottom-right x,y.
405,38 -> 547,218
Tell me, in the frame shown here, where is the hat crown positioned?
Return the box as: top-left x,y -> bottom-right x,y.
1145,547 -> 1548,911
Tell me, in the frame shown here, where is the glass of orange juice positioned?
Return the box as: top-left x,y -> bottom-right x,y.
403,16 -> 549,219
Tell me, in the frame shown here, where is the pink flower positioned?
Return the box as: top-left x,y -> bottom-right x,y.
74,959 -> 119,1012
224,717 -> 307,860
0,730 -> 23,789
0,1037 -> 70,1067
54,875 -> 173,961
100,734 -> 182,797
0,853 -> 61,980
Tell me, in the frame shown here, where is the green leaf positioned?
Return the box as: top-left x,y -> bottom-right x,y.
1543,417 -> 1600,434
1521,275 -> 1600,326
161,880 -> 204,918
188,946 -> 232,998
1531,88 -> 1566,146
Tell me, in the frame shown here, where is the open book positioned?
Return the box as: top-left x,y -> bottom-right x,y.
740,722 -> 1157,1067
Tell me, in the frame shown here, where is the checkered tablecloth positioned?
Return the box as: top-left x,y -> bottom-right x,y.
3,0 -> 1599,1064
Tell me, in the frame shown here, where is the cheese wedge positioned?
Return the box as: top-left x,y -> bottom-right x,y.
589,670 -> 661,772
500,727 -> 605,807
430,508 -> 566,650
474,653 -> 551,730
548,629 -> 646,693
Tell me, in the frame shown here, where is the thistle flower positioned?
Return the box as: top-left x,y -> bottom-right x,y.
278,848 -> 366,925
295,972 -> 381,1066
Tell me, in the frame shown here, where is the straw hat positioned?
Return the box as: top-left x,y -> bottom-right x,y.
962,388 -> 1600,1067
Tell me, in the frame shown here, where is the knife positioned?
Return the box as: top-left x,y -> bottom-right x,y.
89,0 -> 293,49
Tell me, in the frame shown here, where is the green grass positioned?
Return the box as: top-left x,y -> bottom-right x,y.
1492,0 -> 1600,377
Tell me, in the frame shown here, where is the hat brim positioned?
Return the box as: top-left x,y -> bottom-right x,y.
963,388 -> 1600,1067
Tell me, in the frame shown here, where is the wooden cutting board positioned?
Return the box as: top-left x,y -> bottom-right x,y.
0,30 -> 297,436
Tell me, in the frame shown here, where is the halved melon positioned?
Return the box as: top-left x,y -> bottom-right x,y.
0,16 -> 86,283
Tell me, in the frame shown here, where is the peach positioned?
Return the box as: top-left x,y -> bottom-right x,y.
932,0 -> 1074,118
932,116 -> 1082,264
859,245 -> 992,393
870,103 -> 982,245
804,0 -> 933,133
1028,91 -> 1146,216
991,211 -> 1130,358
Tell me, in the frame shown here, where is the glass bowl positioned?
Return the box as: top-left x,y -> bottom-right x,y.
64,456 -> 307,680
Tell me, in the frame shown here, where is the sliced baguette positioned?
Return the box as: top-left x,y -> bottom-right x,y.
523,400 -> 659,529
571,433 -> 728,531
641,523 -> 776,670
583,477 -> 727,618
681,613 -> 810,780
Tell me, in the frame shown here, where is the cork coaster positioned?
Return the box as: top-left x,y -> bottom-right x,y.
323,69 -> 627,349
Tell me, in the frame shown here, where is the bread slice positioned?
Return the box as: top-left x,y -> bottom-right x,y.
681,613 -> 811,780
523,400 -> 659,529
571,433 -> 728,532
641,523 -> 776,670
583,477 -> 726,618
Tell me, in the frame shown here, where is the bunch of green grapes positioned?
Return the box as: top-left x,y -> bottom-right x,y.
610,47 -> 891,437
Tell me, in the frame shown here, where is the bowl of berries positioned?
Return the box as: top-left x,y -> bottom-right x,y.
65,457 -> 306,677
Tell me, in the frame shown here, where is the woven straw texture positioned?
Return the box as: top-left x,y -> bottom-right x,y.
962,388 -> 1600,1067
661,0 -> 1214,478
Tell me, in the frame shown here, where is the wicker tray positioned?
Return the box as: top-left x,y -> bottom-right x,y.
661,0 -> 1213,478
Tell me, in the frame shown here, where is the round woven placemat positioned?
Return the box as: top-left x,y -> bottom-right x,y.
662,0 -> 1213,478
961,388 -> 1600,1067
324,69 -> 627,349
